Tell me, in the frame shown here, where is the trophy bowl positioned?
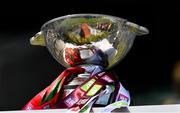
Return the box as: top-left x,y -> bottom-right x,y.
30,14 -> 149,69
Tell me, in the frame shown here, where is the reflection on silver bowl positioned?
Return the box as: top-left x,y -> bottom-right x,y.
30,14 -> 149,69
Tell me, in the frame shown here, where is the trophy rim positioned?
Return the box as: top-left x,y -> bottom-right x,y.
41,13 -> 149,36
41,13 -> 126,29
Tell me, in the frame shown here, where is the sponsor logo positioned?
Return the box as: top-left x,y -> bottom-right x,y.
98,72 -> 105,77
64,96 -> 77,107
118,94 -> 129,102
76,98 -> 89,105
101,75 -> 114,83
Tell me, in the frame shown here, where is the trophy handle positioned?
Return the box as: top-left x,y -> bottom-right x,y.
30,31 -> 46,46
126,21 -> 149,36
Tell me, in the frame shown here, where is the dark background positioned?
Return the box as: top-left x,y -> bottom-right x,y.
0,0 -> 179,111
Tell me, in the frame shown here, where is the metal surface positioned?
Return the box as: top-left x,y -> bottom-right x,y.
30,14 -> 149,69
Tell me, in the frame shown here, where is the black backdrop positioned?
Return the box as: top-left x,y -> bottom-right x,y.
0,0 -> 179,110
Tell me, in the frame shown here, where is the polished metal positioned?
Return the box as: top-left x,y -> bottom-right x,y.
30,14 -> 149,69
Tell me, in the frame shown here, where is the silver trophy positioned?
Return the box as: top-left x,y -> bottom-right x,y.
30,14 -> 149,69
27,14 -> 149,110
